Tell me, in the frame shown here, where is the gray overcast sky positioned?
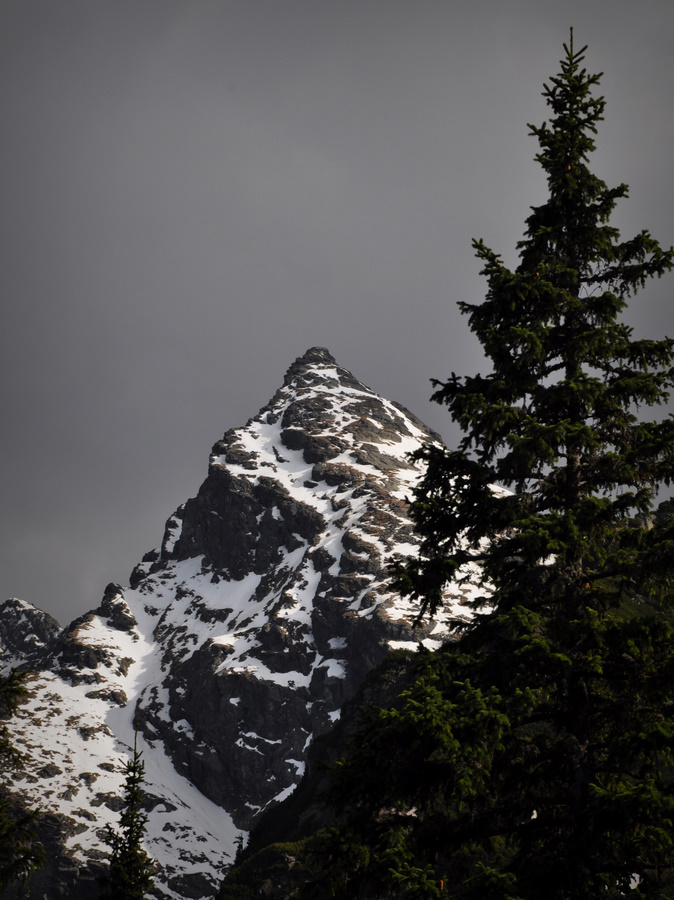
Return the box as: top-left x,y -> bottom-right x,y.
2,0 -> 673,626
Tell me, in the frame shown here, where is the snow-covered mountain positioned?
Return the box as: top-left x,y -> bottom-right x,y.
1,348 -> 482,899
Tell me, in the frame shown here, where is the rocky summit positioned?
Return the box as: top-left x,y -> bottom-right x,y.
1,348 -> 483,899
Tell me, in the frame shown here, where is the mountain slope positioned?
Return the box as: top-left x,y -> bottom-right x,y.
2,348 -> 482,899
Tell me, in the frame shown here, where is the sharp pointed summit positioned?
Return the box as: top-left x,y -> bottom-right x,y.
1,349 -> 481,899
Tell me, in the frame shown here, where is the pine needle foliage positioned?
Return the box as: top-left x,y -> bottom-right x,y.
305,33 -> 674,899
0,669 -> 45,893
400,31 -> 674,626
100,732 -> 155,900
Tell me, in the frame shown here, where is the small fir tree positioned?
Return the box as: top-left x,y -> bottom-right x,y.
296,32 -> 674,900
100,731 -> 155,899
0,668 -> 45,892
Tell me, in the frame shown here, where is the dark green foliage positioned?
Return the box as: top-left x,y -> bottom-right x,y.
100,732 -> 155,899
0,670 -> 30,773
399,32 -> 674,625
0,669 -> 45,892
319,624 -> 674,898
219,841 -> 311,899
270,33 -> 674,899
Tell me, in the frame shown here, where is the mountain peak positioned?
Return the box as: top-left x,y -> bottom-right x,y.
274,346 -> 368,402
3,349 -> 482,900
291,346 -> 337,366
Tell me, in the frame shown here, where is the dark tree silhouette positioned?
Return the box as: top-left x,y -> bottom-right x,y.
100,731 -> 155,899
0,669 -> 45,893
270,33 -> 674,900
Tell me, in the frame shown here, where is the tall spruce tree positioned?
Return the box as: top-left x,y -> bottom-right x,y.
100,731 -> 155,900
0,668 -> 45,893
298,33 -> 674,900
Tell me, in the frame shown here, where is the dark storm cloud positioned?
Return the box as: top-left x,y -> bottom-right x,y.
1,0 -> 672,624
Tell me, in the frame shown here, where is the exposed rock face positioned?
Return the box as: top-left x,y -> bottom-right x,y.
2,348 -> 482,899
2,808 -> 108,900
0,597 -> 61,667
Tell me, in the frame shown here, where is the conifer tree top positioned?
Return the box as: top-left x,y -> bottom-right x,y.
398,31 -> 674,620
